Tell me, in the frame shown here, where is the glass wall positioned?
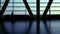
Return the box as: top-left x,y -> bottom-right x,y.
1,0 -> 36,15
40,0 -> 60,15
1,0 -> 60,15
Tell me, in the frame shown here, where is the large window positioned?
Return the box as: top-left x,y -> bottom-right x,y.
1,0 -> 36,15
1,0 -> 60,15
40,0 -> 60,15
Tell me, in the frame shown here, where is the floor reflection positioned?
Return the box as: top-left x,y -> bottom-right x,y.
0,20 -> 60,34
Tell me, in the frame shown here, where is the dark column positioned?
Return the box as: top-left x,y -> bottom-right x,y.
36,0 -> 40,34
0,0 -> 10,34
23,0 -> 34,34
42,0 -> 53,34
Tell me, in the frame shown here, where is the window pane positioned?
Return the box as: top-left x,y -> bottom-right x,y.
40,0 -> 49,15
51,0 -> 60,15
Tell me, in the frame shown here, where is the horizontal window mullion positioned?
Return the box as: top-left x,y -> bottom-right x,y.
40,6 -> 60,7
40,10 -> 60,11
7,10 -> 42,11
1,5 -> 36,7
40,2 -> 60,4
1,2 -> 36,4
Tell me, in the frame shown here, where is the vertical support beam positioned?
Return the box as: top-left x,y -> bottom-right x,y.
36,0 -> 40,34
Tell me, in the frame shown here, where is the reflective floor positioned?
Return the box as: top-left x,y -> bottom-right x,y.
0,20 -> 60,34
